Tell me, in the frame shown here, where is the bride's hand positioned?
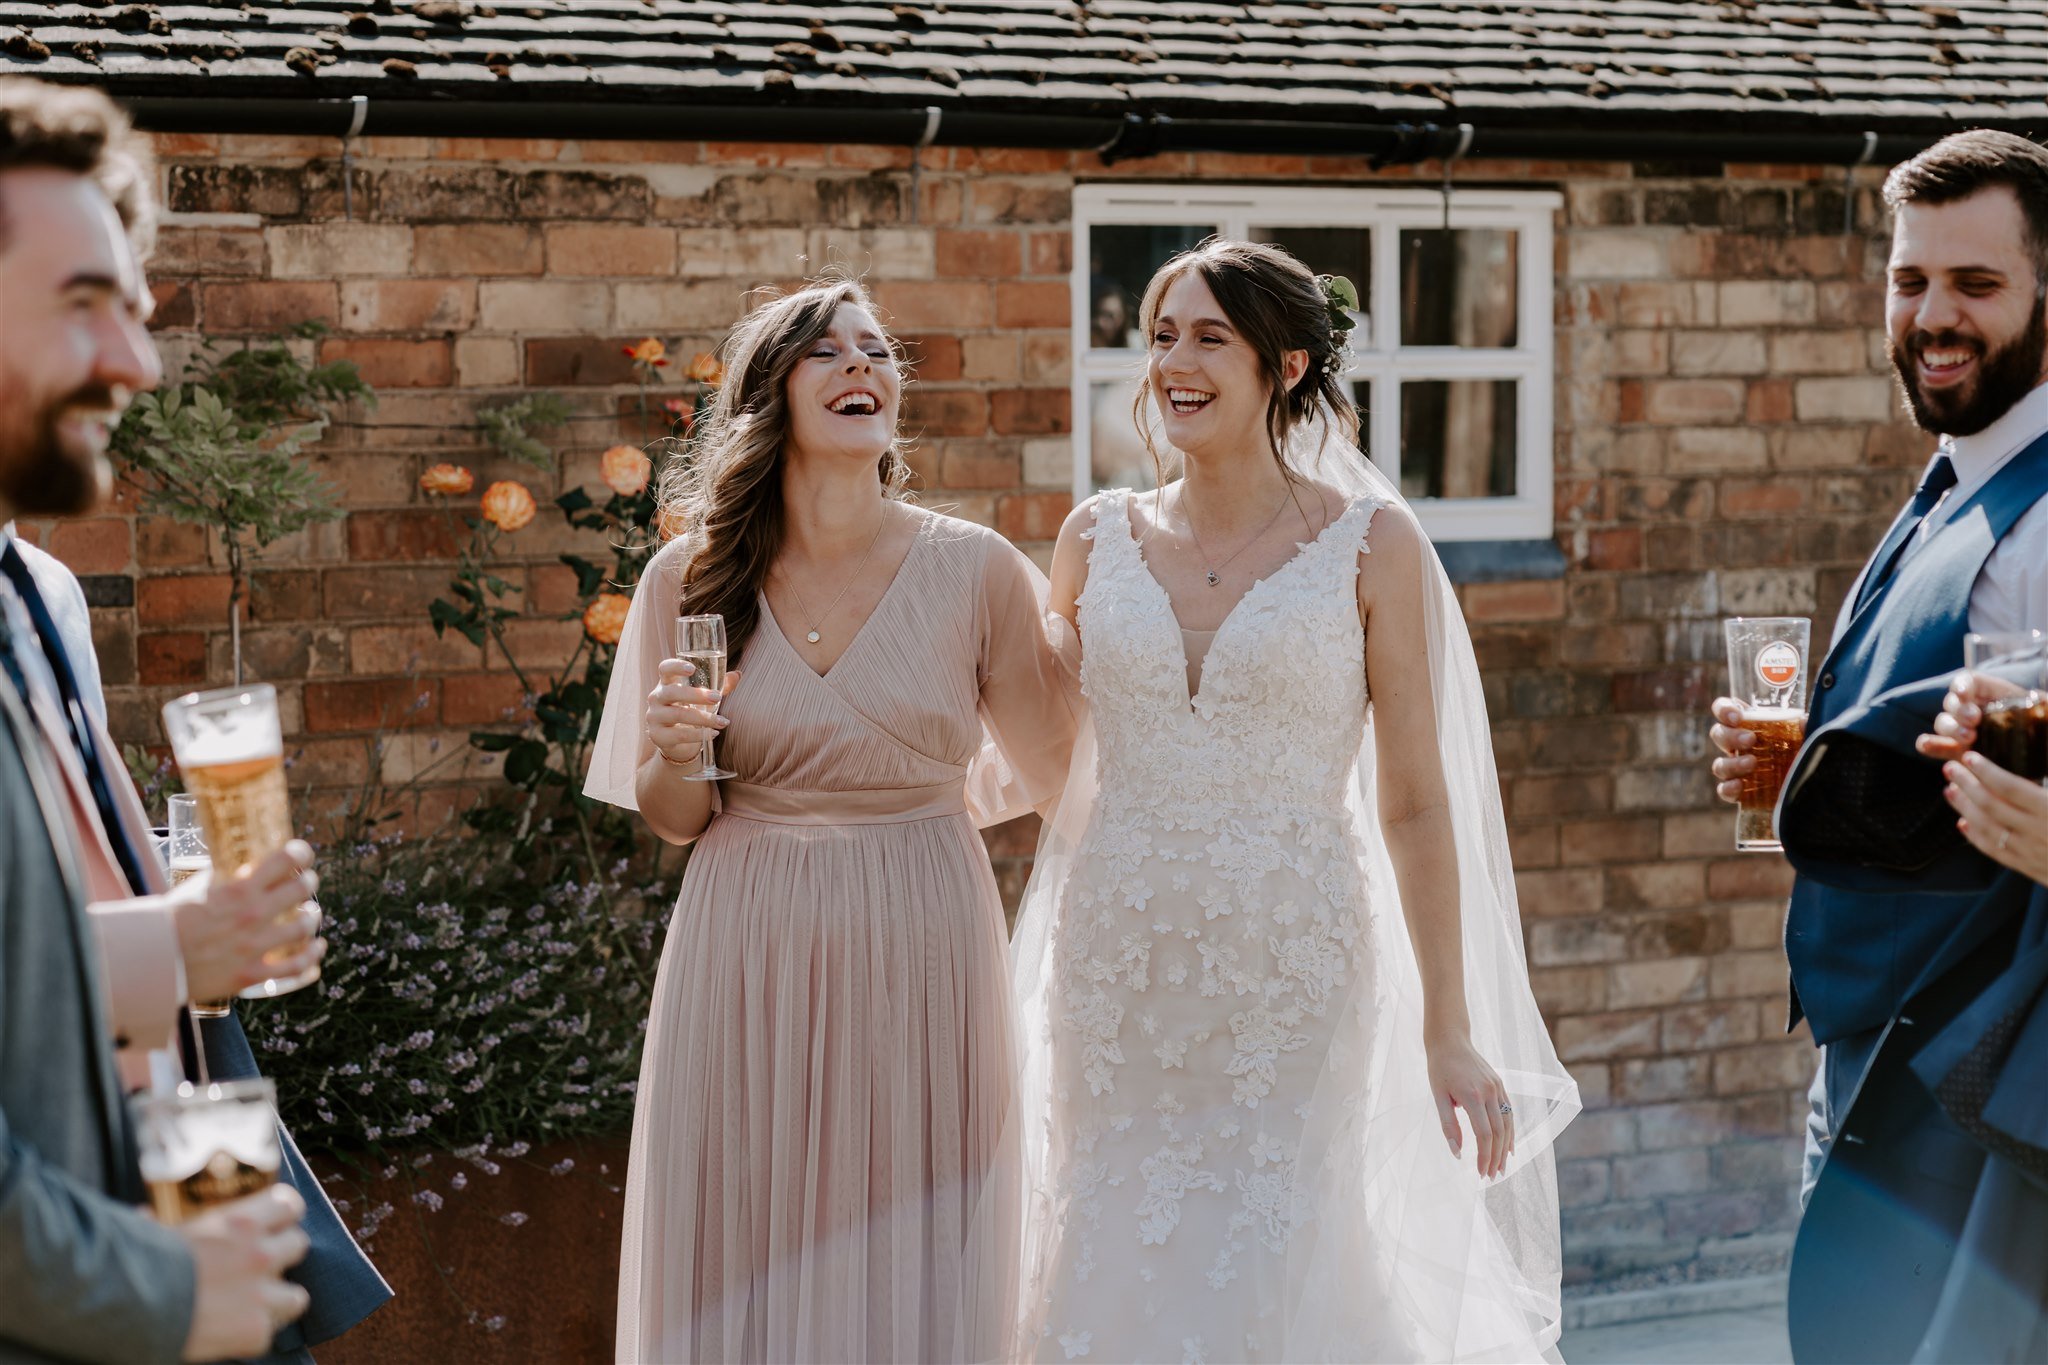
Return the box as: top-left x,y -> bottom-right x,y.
646,657 -> 733,768
1427,1029 -> 1515,1179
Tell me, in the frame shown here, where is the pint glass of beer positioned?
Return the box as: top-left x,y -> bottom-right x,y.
135,1078 -> 281,1224
1724,616 -> 1811,851
165,795 -> 234,1018
161,685 -> 318,1001
1966,630 -> 2048,781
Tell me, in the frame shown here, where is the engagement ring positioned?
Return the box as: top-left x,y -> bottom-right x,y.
1998,830 -> 2012,853
1498,1102 -> 1513,1116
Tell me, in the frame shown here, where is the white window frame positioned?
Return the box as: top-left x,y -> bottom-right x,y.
1070,184 -> 1561,542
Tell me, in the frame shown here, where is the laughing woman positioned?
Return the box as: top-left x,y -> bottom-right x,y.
584,278 -> 1075,1363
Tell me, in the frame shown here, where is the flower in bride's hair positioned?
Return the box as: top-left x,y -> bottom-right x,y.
599,444 -> 651,497
480,480 -> 537,532
685,351 -> 724,385
419,463 -> 474,496
621,337 -> 669,368
582,593 -> 630,645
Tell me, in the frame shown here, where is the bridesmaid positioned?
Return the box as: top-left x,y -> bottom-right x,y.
583,276 -> 1075,1363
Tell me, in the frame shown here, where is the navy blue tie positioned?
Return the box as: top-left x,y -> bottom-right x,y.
1854,453 -> 1958,616
0,542 -> 154,894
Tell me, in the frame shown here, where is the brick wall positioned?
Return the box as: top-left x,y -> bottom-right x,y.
16,133 -> 1921,1289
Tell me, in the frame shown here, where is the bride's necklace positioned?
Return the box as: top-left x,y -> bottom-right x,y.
1178,484 -> 1295,588
778,506 -> 889,644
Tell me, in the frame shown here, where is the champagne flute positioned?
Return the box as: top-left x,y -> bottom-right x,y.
167,795 -> 232,1018
675,614 -> 735,781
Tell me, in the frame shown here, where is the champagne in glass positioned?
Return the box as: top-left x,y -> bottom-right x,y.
136,1078 -> 281,1223
161,685 -> 319,1001
165,794 -> 232,1018
1724,617 -> 1812,851
675,614 -> 735,781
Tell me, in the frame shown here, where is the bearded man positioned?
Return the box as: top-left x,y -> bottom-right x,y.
1709,130 -> 2048,1363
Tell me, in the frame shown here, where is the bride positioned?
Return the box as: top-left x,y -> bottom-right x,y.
1012,239 -> 1579,1362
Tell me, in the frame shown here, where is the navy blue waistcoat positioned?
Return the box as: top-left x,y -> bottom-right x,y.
1783,430 -> 2048,1045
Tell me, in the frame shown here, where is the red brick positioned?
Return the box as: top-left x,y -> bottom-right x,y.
412,224 -> 544,277
1584,527 -> 1643,571
324,568 -> 461,619
703,141 -> 831,169
940,442 -> 1022,489
302,678 -> 441,734
1515,867 -> 1605,917
1611,666 -> 1713,713
249,571 -> 323,622
199,282 -> 339,331
524,337 -> 637,387
135,517 -> 210,568
442,673 -> 532,725
1720,480 -> 1805,517
544,224 -> 677,277
996,492 -> 1072,541
138,574 -> 233,627
1745,378 -> 1795,424
149,280 -> 197,329
1463,580 -> 1566,622
1712,1042 -> 1817,1095
899,334 -> 964,383
903,390 -> 989,439
1561,817 -> 1664,865
870,282 -> 992,329
936,229 -> 1023,278
991,388 -> 1069,436
433,137 -> 563,162
319,338 -> 453,389
949,147 -> 1073,175
138,632 -> 208,685
1028,231 -> 1073,276
995,280 -> 1069,329
1707,857 -> 1795,902
47,518 -> 132,576
1661,1001 -> 1763,1053
347,510 -> 464,563
340,279 -> 477,333
1556,1010 -> 1663,1062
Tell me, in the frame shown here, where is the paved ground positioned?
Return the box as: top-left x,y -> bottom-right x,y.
1562,1304 -> 1793,1364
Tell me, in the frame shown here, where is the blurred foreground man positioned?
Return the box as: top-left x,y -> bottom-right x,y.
0,78 -> 384,1361
1711,130 -> 2048,1363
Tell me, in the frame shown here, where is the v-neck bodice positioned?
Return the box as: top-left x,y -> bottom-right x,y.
1074,486 -> 1388,816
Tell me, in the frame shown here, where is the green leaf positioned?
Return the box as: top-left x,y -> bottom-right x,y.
503,738 -> 550,786
468,732 -> 521,752
556,488 -> 594,515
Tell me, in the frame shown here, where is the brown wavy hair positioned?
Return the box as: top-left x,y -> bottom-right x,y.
1132,237 -> 1359,487
656,276 -> 912,665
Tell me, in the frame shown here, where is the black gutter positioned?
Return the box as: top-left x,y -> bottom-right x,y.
122,96 -> 1953,167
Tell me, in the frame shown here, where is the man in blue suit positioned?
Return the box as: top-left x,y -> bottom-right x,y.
0,76 -> 389,1360
1711,130 -> 2048,1363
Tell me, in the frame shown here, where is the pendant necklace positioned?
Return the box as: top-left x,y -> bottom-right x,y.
1179,484 -> 1295,587
779,506 -> 890,643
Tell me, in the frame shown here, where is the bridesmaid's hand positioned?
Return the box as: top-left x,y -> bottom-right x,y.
1944,750 -> 2048,885
1427,1028 -> 1515,1180
646,657 -> 733,768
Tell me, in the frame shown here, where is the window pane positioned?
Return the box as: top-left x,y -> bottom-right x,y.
1090,379 -> 1169,493
1087,224 -> 1212,350
1400,380 -> 1517,499
1399,229 -> 1518,348
1256,227 -> 1372,349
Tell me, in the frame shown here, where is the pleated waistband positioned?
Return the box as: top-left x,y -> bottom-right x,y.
719,780 -> 967,825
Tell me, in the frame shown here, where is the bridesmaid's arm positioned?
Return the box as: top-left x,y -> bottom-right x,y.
632,657 -> 727,846
1357,506 -> 1514,1180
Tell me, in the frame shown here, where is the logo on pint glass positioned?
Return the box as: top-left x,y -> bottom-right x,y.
1755,641 -> 1801,690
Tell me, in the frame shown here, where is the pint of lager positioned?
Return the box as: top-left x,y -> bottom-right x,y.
1724,617 -> 1812,852
135,1078 -> 281,1224
161,684 -> 319,1001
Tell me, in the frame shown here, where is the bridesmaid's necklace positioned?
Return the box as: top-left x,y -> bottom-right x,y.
778,505 -> 890,644
1178,483 -> 1296,587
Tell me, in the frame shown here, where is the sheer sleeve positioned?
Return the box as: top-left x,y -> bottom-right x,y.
964,534 -> 1079,829
582,536 -> 689,812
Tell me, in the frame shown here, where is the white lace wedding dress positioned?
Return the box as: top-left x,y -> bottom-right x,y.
1015,488 -> 1572,1364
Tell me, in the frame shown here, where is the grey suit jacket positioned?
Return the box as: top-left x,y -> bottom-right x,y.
0,673 -> 193,1363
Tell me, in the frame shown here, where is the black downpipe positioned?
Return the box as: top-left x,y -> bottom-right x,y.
122,95 -> 1945,168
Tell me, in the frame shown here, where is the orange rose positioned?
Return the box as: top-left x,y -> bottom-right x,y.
419,463 -> 474,496
622,338 -> 669,368
582,592 -> 631,645
655,504 -> 690,543
479,480 -> 537,533
600,444 -> 651,497
685,352 -> 724,385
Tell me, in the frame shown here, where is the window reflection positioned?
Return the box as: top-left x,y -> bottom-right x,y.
1088,224 -> 1213,349
1400,380 -> 1517,499
1399,229 -> 1518,348
1257,227 -> 1372,349
1090,379 -> 1171,492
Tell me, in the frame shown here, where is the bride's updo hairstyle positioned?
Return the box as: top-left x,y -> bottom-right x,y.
657,275 -> 913,665
1133,237 -> 1359,485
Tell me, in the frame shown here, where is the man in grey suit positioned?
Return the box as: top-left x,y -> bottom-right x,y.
0,79 -> 314,1362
